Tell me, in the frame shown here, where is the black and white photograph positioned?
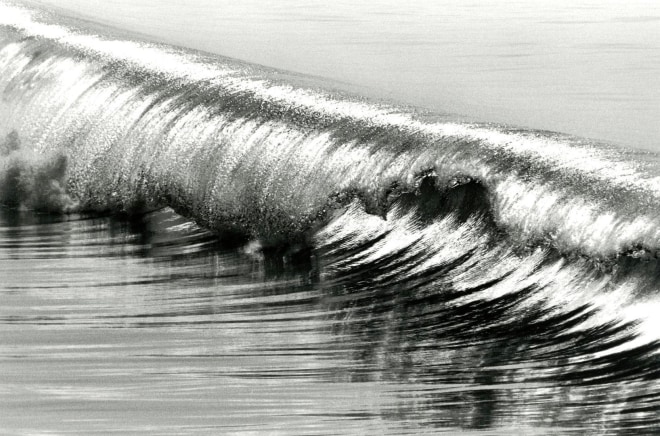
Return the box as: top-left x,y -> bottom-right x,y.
1,1 -> 659,434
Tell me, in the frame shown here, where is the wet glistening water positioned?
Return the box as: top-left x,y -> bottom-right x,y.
2,208 -> 660,434
2,1 -> 660,434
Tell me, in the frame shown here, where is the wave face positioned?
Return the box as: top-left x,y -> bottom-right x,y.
2,3 -> 660,259
2,2 -> 660,434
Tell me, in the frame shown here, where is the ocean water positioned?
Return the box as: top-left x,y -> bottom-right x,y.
22,0 -> 660,151
1,1 -> 660,435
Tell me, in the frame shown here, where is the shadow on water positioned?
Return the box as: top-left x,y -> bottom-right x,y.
315,217 -> 660,432
194,177 -> 660,433
394,176 -> 494,224
219,190 -> 660,433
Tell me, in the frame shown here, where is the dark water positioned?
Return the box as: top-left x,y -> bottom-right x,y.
2,2 -> 660,434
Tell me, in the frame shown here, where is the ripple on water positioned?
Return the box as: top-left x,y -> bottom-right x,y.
1,207 -> 660,435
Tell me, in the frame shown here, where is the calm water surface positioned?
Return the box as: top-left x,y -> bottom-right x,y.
25,0 -> 660,150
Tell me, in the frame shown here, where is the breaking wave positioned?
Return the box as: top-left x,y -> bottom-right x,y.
3,3 -> 660,433
1,4 -> 659,270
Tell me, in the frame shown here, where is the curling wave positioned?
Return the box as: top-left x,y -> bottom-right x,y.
3,4 -> 660,433
1,1 -> 660,266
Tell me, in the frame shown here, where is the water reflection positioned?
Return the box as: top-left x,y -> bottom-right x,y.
1,207 -> 659,434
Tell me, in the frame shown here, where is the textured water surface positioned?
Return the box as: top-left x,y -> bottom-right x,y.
1,208 -> 660,435
1,2 -> 660,434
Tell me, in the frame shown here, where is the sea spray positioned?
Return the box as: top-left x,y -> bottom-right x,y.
0,130 -> 77,212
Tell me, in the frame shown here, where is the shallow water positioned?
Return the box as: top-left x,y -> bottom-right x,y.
2,208 -> 660,435
0,209 -> 396,435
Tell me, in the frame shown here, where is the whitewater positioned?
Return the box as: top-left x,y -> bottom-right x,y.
1,1 -> 660,435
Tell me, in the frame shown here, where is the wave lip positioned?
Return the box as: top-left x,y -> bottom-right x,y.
0,1 -> 659,263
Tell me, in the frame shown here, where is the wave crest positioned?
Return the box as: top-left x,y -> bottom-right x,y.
0,4 -> 659,264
